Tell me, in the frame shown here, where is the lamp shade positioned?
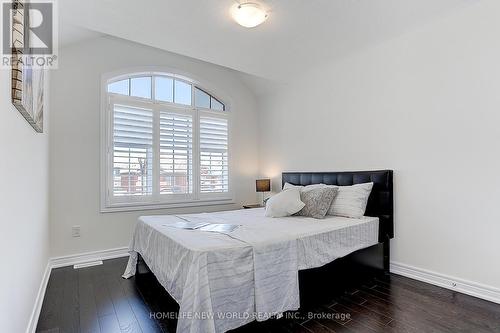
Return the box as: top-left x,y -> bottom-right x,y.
256,179 -> 271,192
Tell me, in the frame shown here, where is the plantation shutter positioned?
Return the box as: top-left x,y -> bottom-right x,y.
106,75 -> 232,209
112,104 -> 153,196
159,112 -> 193,194
199,116 -> 229,193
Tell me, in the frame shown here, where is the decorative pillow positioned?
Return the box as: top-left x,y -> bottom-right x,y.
327,182 -> 374,218
283,182 -> 327,192
265,188 -> 305,218
296,187 -> 338,219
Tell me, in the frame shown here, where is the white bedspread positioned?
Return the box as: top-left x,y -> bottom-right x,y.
123,208 -> 378,333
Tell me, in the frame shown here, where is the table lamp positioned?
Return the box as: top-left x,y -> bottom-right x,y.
256,179 -> 271,206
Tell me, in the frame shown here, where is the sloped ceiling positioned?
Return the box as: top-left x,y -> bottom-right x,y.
60,0 -> 470,81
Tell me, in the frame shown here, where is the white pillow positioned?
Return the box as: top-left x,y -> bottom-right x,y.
265,188 -> 305,218
327,182 -> 374,218
283,182 -> 327,192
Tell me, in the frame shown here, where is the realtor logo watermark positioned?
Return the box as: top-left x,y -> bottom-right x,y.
1,0 -> 58,68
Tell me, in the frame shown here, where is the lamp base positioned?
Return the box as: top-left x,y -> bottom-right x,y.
261,192 -> 269,206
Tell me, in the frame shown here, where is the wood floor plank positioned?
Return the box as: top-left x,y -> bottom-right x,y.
341,319 -> 379,333
385,319 -> 426,333
274,320 -> 314,333
59,267 -> 80,333
36,267 -> 70,332
106,274 -> 143,333
133,273 -> 177,333
256,316 -> 306,333
79,268 -> 101,333
301,320 -> 334,333
333,294 -> 392,326
289,322 -> 315,333
311,317 -> 356,333
98,314 -> 122,333
119,277 -> 163,333
91,268 -> 116,318
330,302 -> 388,331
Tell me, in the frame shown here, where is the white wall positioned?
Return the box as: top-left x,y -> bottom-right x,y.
0,72 -> 50,331
258,1 -> 500,289
50,36 -> 260,257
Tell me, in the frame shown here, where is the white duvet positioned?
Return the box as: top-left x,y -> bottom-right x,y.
123,208 -> 378,333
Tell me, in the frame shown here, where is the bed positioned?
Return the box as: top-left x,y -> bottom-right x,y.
123,170 -> 393,333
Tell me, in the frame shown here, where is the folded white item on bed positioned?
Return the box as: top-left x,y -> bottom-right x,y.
166,216 -> 240,233
123,209 -> 378,333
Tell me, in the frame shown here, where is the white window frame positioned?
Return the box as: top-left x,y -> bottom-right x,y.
100,69 -> 233,212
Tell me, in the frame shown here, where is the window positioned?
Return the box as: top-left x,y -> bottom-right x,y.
102,73 -> 230,211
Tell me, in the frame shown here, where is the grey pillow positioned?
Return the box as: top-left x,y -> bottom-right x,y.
296,187 -> 338,219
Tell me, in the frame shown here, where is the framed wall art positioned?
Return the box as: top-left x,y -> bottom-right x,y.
10,0 -> 44,133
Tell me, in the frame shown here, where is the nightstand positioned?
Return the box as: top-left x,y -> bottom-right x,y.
243,204 -> 264,209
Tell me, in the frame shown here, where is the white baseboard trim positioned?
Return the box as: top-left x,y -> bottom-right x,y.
26,247 -> 130,333
391,261 -> 500,305
26,262 -> 51,333
50,247 -> 129,269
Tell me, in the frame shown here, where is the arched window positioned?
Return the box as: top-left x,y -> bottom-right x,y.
101,72 -> 230,211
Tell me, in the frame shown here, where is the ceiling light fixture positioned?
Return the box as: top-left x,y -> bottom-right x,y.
231,2 -> 268,28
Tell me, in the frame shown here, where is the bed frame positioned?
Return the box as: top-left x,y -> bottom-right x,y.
282,170 -> 394,274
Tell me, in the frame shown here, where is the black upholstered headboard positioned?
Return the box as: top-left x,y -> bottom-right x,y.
282,170 -> 394,242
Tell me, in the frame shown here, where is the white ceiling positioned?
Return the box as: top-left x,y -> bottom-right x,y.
60,0 -> 470,81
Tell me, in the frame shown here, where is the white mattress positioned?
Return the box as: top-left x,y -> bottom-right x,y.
123,208 -> 378,333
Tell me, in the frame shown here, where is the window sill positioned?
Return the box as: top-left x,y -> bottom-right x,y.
101,198 -> 236,213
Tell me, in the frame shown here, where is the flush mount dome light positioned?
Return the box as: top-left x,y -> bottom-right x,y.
232,2 -> 268,28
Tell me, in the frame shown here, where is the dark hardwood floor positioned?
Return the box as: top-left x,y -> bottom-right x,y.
36,257 -> 500,333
